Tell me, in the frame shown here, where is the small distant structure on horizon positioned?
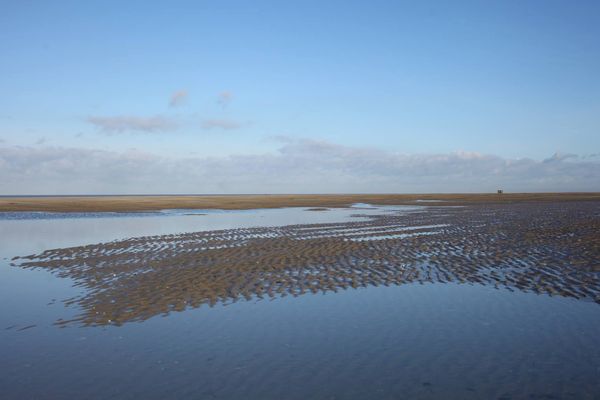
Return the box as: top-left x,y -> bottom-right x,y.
497,189 -> 503,194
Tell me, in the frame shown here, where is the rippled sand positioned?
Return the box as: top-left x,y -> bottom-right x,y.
12,201 -> 600,326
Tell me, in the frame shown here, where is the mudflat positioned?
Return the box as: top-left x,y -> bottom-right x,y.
12,201 -> 600,326
1,192 -> 600,212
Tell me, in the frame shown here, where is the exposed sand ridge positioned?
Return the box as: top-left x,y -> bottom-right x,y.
11,201 -> 600,327
2,193 -> 600,213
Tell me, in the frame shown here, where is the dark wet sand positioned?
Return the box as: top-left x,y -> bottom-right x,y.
13,201 -> 600,327
1,192 -> 600,212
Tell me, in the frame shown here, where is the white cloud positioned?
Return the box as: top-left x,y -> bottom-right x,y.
0,139 -> 598,194
217,91 -> 233,108
169,90 -> 188,107
87,115 -> 177,133
543,152 -> 578,163
201,119 -> 242,130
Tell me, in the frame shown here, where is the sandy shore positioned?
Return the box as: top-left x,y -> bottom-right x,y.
13,201 -> 600,326
1,193 -> 599,212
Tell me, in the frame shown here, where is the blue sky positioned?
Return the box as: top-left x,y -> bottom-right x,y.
0,1 -> 599,193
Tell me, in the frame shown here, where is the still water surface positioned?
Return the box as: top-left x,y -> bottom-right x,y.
1,207 -> 599,399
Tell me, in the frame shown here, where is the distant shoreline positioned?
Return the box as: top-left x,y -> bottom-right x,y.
0,193 -> 598,213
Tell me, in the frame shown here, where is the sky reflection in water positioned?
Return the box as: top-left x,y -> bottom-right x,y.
1,205 -> 599,399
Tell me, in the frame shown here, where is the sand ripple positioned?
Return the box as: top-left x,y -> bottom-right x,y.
12,201 -> 600,326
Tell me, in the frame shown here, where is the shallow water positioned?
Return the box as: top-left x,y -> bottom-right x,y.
1,206 -> 599,399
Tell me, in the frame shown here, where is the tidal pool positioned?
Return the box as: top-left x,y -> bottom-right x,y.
1,204 -> 599,399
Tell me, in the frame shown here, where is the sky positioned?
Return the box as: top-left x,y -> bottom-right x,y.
0,0 -> 599,194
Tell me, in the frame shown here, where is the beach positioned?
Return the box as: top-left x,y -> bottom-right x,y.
2,198 -> 600,398
10,200 -> 600,326
1,192 -> 600,212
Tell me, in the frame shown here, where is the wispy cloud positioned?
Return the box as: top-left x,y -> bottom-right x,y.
1,139 -> 598,194
543,152 -> 578,163
87,115 -> 177,133
268,135 -> 296,143
201,119 -> 242,130
169,90 -> 188,107
217,91 -> 233,108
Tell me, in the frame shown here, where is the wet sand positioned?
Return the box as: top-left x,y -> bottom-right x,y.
12,201 -> 600,327
1,192 -> 600,212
